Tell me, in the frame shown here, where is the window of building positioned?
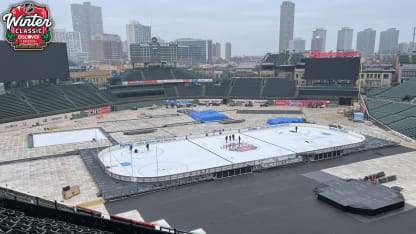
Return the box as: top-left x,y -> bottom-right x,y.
383,74 -> 389,79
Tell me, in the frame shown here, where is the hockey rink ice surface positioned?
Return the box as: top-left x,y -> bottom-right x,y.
33,128 -> 107,147
99,124 -> 365,178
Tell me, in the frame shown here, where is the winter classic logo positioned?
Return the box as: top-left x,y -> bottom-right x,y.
1,2 -> 53,50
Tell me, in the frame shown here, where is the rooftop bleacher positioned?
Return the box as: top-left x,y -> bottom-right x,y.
261,53 -> 303,67
114,68 -> 207,82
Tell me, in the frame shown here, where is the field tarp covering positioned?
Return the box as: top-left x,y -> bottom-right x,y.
188,110 -> 229,122
267,117 -> 304,125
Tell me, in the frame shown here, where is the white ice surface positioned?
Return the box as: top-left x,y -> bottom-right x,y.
99,124 -> 365,178
33,128 -> 107,147
100,140 -> 230,177
242,124 -> 365,153
189,133 -> 293,163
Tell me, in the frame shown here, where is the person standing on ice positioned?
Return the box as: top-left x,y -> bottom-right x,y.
238,136 -> 241,144
225,135 -> 228,144
146,143 -> 149,151
232,134 -> 235,141
295,126 -> 298,133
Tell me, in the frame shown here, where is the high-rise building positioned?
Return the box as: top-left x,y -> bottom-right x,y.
225,42 -> 232,61
212,43 -> 217,57
90,34 -> 122,65
288,38 -> 306,53
52,29 -> 84,61
379,28 -> 400,54
176,38 -> 213,64
398,42 -> 409,54
130,38 -> 178,64
337,27 -> 353,51
70,2 -> 104,55
126,20 -> 151,60
311,28 -> 326,51
216,42 -> 221,59
356,28 -> 376,56
126,20 -> 151,44
279,1 -> 295,53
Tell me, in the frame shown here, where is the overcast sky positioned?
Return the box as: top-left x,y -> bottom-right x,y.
1,0 -> 415,56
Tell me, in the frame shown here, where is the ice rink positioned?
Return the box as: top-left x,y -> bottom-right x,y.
99,123 -> 365,178
33,128 -> 107,147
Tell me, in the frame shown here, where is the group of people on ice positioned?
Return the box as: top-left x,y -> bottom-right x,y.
225,134 -> 241,145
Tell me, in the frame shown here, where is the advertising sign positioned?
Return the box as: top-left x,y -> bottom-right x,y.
2,2 -> 53,50
274,100 -> 328,107
83,106 -> 110,117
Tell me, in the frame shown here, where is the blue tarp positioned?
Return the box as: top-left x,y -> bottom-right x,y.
168,99 -> 193,105
267,117 -> 304,125
188,110 -> 229,122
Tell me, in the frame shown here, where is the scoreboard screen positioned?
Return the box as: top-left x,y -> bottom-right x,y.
305,57 -> 360,80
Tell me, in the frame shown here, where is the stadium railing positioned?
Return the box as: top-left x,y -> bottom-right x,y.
0,186 -> 190,233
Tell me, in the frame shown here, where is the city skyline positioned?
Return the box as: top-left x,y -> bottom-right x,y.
1,0 -> 415,55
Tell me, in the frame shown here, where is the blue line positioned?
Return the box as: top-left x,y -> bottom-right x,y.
240,132 -> 296,153
187,139 -> 233,164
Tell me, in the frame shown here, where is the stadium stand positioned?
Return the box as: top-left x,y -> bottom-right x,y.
261,79 -> 296,97
22,86 -> 76,113
60,84 -> 110,107
205,80 -> 231,97
176,85 -> 203,97
119,69 -> 145,81
366,80 -> 416,101
229,78 -> 262,97
141,68 -> 173,80
0,84 -> 116,123
364,96 -> 416,140
164,85 -> 178,97
0,206 -> 111,234
109,85 -> 165,98
0,94 -> 36,120
171,69 -> 201,79
0,187 -> 186,234
298,87 -> 358,97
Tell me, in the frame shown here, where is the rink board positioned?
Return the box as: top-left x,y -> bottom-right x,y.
98,123 -> 365,178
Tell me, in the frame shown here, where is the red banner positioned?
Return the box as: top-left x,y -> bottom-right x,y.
310,50 -> 358,58
274,100 -> 328,107
83,106 -> 110,117
360,102 -> 366,113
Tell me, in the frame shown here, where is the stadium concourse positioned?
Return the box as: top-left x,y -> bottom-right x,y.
0,104 -> 414,233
